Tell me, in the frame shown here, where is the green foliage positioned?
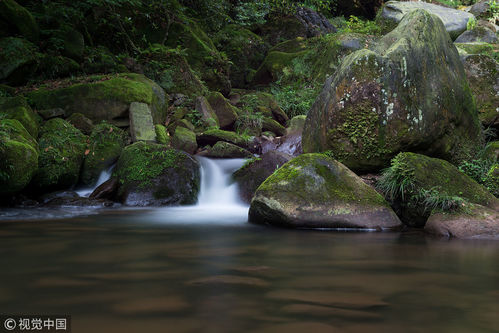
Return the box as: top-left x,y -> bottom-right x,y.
233,1 -> 271,27
185,109 -> 203,128
416,188 -> 467,213
459,157 -> 497,195
264,0 -> 334,14
342,15 -> 381,35
377,155 -> 415,202
467,16 -> 477,30
271,82 -> 319,118
235,112 -> 264,136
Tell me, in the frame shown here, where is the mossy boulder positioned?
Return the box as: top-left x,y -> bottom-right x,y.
287,115 -> 307,135
214,25 -> 268,88
81,123 -> 128,186
0,37 -> 38,86
462,54 -> 498,127
233,151 -> 292,203
27,73 -> 167,126
238,91 -> 289,126
484,141 -> 499,161
139,44 -> 207,97
166,20 -> 230,95
172,126 -> 197,155
205,141 -> 253,159
36,54 -> 80,81
206,92 -> 238,130
0,0 -> 39,42
455,42 -> 499,59
262,117 -> 286,137
425,204 -> 499,239
249,153 -> 402,230
377,1 -> 474,40
0,96 -> 39,138
114,142 -> 200,206
34,118 -> 87,191
378,152 -> 499,227
303,10 -> 483,171
455,27 -> 498,44
155,124 -> 170,145
195,96 -> 219,128
197,129 -> 252,151
0,119 -> 38,195
66,113 -> 94,135
57,27 -> 85,61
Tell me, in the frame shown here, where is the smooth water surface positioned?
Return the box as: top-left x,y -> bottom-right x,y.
1,210 -> 499,333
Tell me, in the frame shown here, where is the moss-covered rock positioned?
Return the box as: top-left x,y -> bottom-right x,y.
206,92 -> 238,130
0,0 -> 39,42
139,44 -> 207,97
172,126 -> 197,155
195,96 -> 219,128
287,115 -> 307,135
378,152 -> 499,227
233,151 -> 292,203
484,141 -> 499,161
455,42 -> 499,60
303,10 -> 483,171
66,113 -> 94,135
81,123 -> 128,186
166,20 -> 231,95
0,37 -> 38,86
0,96 -> 39,138
58,27 -> 85,61
27,73 -> 167,126
425,203 -> 499,239
462,54 -> 498,127
33,118 -> 87,191
455,27 -> 498,44
197,129 -> 252,151
262,117 -> 286,137
0,119 -> 38,195
36,54 -> 80,81
238,91 -> 289,126
155,124 -> 170,145
249,153 -> 402,230
114,142 -> 200,206
205,141 -> 253,159
214,25 -> 268,88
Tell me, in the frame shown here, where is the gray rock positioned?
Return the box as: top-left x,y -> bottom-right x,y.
379,1 -> 475,40
129,102 -> 156,142
455,27 -> 498,43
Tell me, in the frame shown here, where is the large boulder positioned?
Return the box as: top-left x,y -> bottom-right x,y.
80,123 -> 128,186
0,37 -> 38,86
233,151 -> 292,203
303,9 -> 483,171
425,204 -> 499,239
377,1 -> 474,40
171,126 -> 197,155
0,95 -> 39,138
0,119 -> 38,195
470,0 -> 496,20
129,102 -> 156,142
114,142 -> 200,206
195,96 -> 219,128
378,152 -> 499,227
34,118 -> 87,191
26,73 -> 167,126
249,153 -> 402,230
455,27 -> 498,44
197,129 -> 255,152
0,0 -> 39,42
204,141 -> 253,159
462,54 -> 499,127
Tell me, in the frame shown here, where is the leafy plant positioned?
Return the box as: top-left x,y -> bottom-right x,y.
467,16 -> 477,30
343,15 -> 381,35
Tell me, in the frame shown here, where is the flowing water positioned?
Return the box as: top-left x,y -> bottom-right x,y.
1,159 -> 499,332
75,165 -> 115,198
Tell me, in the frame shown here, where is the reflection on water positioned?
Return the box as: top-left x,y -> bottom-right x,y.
1,210 -> 499,332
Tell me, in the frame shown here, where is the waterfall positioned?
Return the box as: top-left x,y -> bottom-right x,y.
75,165 -> 114,198
149,157 -> 249,225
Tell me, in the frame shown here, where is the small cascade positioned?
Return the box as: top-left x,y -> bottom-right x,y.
75,165 -> 114,198
150,157 -> 249,225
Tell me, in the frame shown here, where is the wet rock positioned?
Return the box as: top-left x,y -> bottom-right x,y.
114,142 -> 200,206
204,142 -> 253,159
129,102 -> 156,142
43,196 -> 115,207
39,190 -> 78,204
425,204 -> 499,239
249,154 -> 402,230
304,9 -> 483,171
261,134 -> 303,157
233,151 -> 292,203
378,1 -> 474,40
89,178 -> 119,200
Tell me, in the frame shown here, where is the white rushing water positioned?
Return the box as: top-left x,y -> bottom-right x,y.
150,157 -> 249,225
75,165 -> 114,198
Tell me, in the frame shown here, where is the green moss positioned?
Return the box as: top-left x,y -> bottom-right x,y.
0,37 -> 38,85
34,118 -> 87,190
0,0 -> 39,42
172,126 -> 197,154
200,129 -> 250,147
114,142 -> 183,189
455,42 -> 499,61
0,96 -> 39,138
81,122 -> 128,185
155,124 -> 170,145
0,135 -> 38,195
